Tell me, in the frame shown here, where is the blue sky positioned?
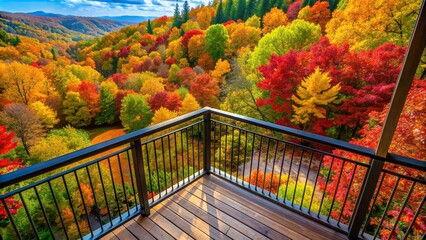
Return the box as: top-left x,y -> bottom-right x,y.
0,0 -> 209,17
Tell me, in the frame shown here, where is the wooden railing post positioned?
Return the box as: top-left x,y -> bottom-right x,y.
348,159 -> 384,239
131,139 -> 150,216
203,111 -> 211,173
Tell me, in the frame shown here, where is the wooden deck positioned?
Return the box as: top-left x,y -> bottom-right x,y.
101,174 -> 347,240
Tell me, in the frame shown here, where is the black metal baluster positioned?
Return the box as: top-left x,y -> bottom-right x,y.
300,151 -> 314,210
403,193 -> 425,239
218,123 -> 222,176
241,131 -> 249,186
191,125 -> 196,179
144,144 -> 154,203
277,143 -> 288,201
126,150 -> 138,208
373,177 -> 401,239
248,133 -> 256,189
262,138 -> 271,194
224,125 -> 228,178
327,160 -> 345,222
236,129 -> 242,183
74,171 -> 94,235
96,162 -> 113,225
337,164 -> 358,225
213,121 -> 217,173
318,156 -> 335,218
62,176 -> 83,238
85,167 -> 105,230
18,192 -> 40,239
167,135 -> 174,191
160,137 -> 168,194
230,127 -> 235,180
292,149 -> 305,206
255,136 -> 263,191
361,173 -> 386,235
181,130 -> 185,182
48,181 -> 69,239
268,140 -> 279,196
107,158 -> 122,220
186,128 -> 190,180
34,186 -> 56,238
1,198 -> 22,239
197,123 -> 201,176
174,132 -> 179,187
116,154 -> 130,215
308,153 -> 323,213
153,141 -> 161,197
284,145 -> 296,203
388,181 -> 415,237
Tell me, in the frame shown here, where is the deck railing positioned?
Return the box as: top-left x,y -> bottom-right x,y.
0,108 -> 424,239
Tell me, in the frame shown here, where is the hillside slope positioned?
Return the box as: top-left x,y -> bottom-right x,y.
0,11 -> 131,42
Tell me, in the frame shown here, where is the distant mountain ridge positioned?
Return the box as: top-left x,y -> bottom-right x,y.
27,11 -> 154,23
0,11 -> 136,42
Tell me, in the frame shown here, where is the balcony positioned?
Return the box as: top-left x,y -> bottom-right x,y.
0,108 -> 424,240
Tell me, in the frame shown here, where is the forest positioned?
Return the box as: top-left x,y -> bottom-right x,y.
0,0 -> 425,239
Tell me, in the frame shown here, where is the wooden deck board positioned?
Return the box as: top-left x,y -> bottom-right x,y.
102,174 -> 347,240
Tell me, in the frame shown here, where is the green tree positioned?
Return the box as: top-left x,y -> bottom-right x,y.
95,84 -> 117,125
173,3 -> 183,28
147,19 -> 153,34
214,0 -> 226,23
257,0 -> 270,18
205,24 -> 229,61
182,1 -> 190,23
51,48 -> 57,61
120,94 -> 153,132
235,0 -> 246,20
248,19 -> 321,70
225,0 -> 234,21
63,92 -> 92,127
244,0 -> 256,20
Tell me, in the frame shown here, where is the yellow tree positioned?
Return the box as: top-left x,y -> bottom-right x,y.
326,0 -> 421,50
229,25 -> 261,52
291,68 -> 341,125
140,77 -> 165,96
211,58 -> 231,84
188,34 -> 206,62
29,101 -> 59,129
262,7 -> 289,34
1,62 -> 46,104
178,93 -> 201,115
151,107 -> 178,125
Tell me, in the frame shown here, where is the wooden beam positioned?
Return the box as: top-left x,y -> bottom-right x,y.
375,1 -> 426,157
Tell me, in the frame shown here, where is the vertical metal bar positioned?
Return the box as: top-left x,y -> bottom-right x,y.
248,133 -> 256,189
388,181 -> 415,237
85,166 -> 103,230
160,137 -> 168,193
361,173 -> 386,235
191,125 -> 196,179
1,198 -> 22,239
18,192 -> 40,240
318,156 -> 335,217
116,154 -> 131,214
181,130 -> 185,181
308,153 -> 323,213
74,171 -> 94,235
284,145 -> 296,202
218,122 -> 222,176
186,128 -> 190,179
107,158 -> 122,219
276,143 -> 287,201
131,139 -> 150,216
126,150 -> 138,208
224,125 -> 228,178
242,130 -> 249,186
153,141 -> 161,197
47,181 -> 68,238
174,132 -> 179,187
262,138 -> 271,194
268,140 -> 279,196
204,112 -> 212,173
230,127 -> 235,179
34,186 -> 56,238
373,177 -> 401,239
167,135 -> 174,190
327,161 -> 345,222
300,151 -> 314,209
62,176 -> 83,239
197,123 -> 201,176
144,144 -> 154,203
403,193 -> 425,239
292,149 -> 305,206
348,159 -> 384,238
236,129 -> 242,183
96,162 -> 113,224
337,164 -> 358,225
255,136 -> 263,191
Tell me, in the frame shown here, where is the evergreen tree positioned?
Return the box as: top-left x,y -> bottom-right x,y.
235,0 -> 246,20
214,0 -> 225,23
51,48 -> 57,61
302,0 -> 316,8
96,87 -> 117,125
257,0 -> 270,18
147,19 -> 153,34
10,36 -> 21,47
182,1 -> 190,23
244,0 -> 256,20
173,3 -> 183,28
225,0 -> 233,21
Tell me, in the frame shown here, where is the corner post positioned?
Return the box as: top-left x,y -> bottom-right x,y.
203,111 -> 211,173
131,139 -> 150,216
348,159 -> 384,239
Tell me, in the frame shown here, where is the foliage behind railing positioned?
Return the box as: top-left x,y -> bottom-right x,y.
0,108 -> 424,240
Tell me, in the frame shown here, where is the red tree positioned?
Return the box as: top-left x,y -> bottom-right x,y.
190,73 -> 219,106
70,81 -> 100,118
176,67 -> 197,87
182,30 -> 204,49
287,0 -> 302,21
0,126 -> 25,219
148,91 -> 182,112
110,73 -> 128,88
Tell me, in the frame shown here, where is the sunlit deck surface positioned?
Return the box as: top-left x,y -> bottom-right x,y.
101,174 -> 346,240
